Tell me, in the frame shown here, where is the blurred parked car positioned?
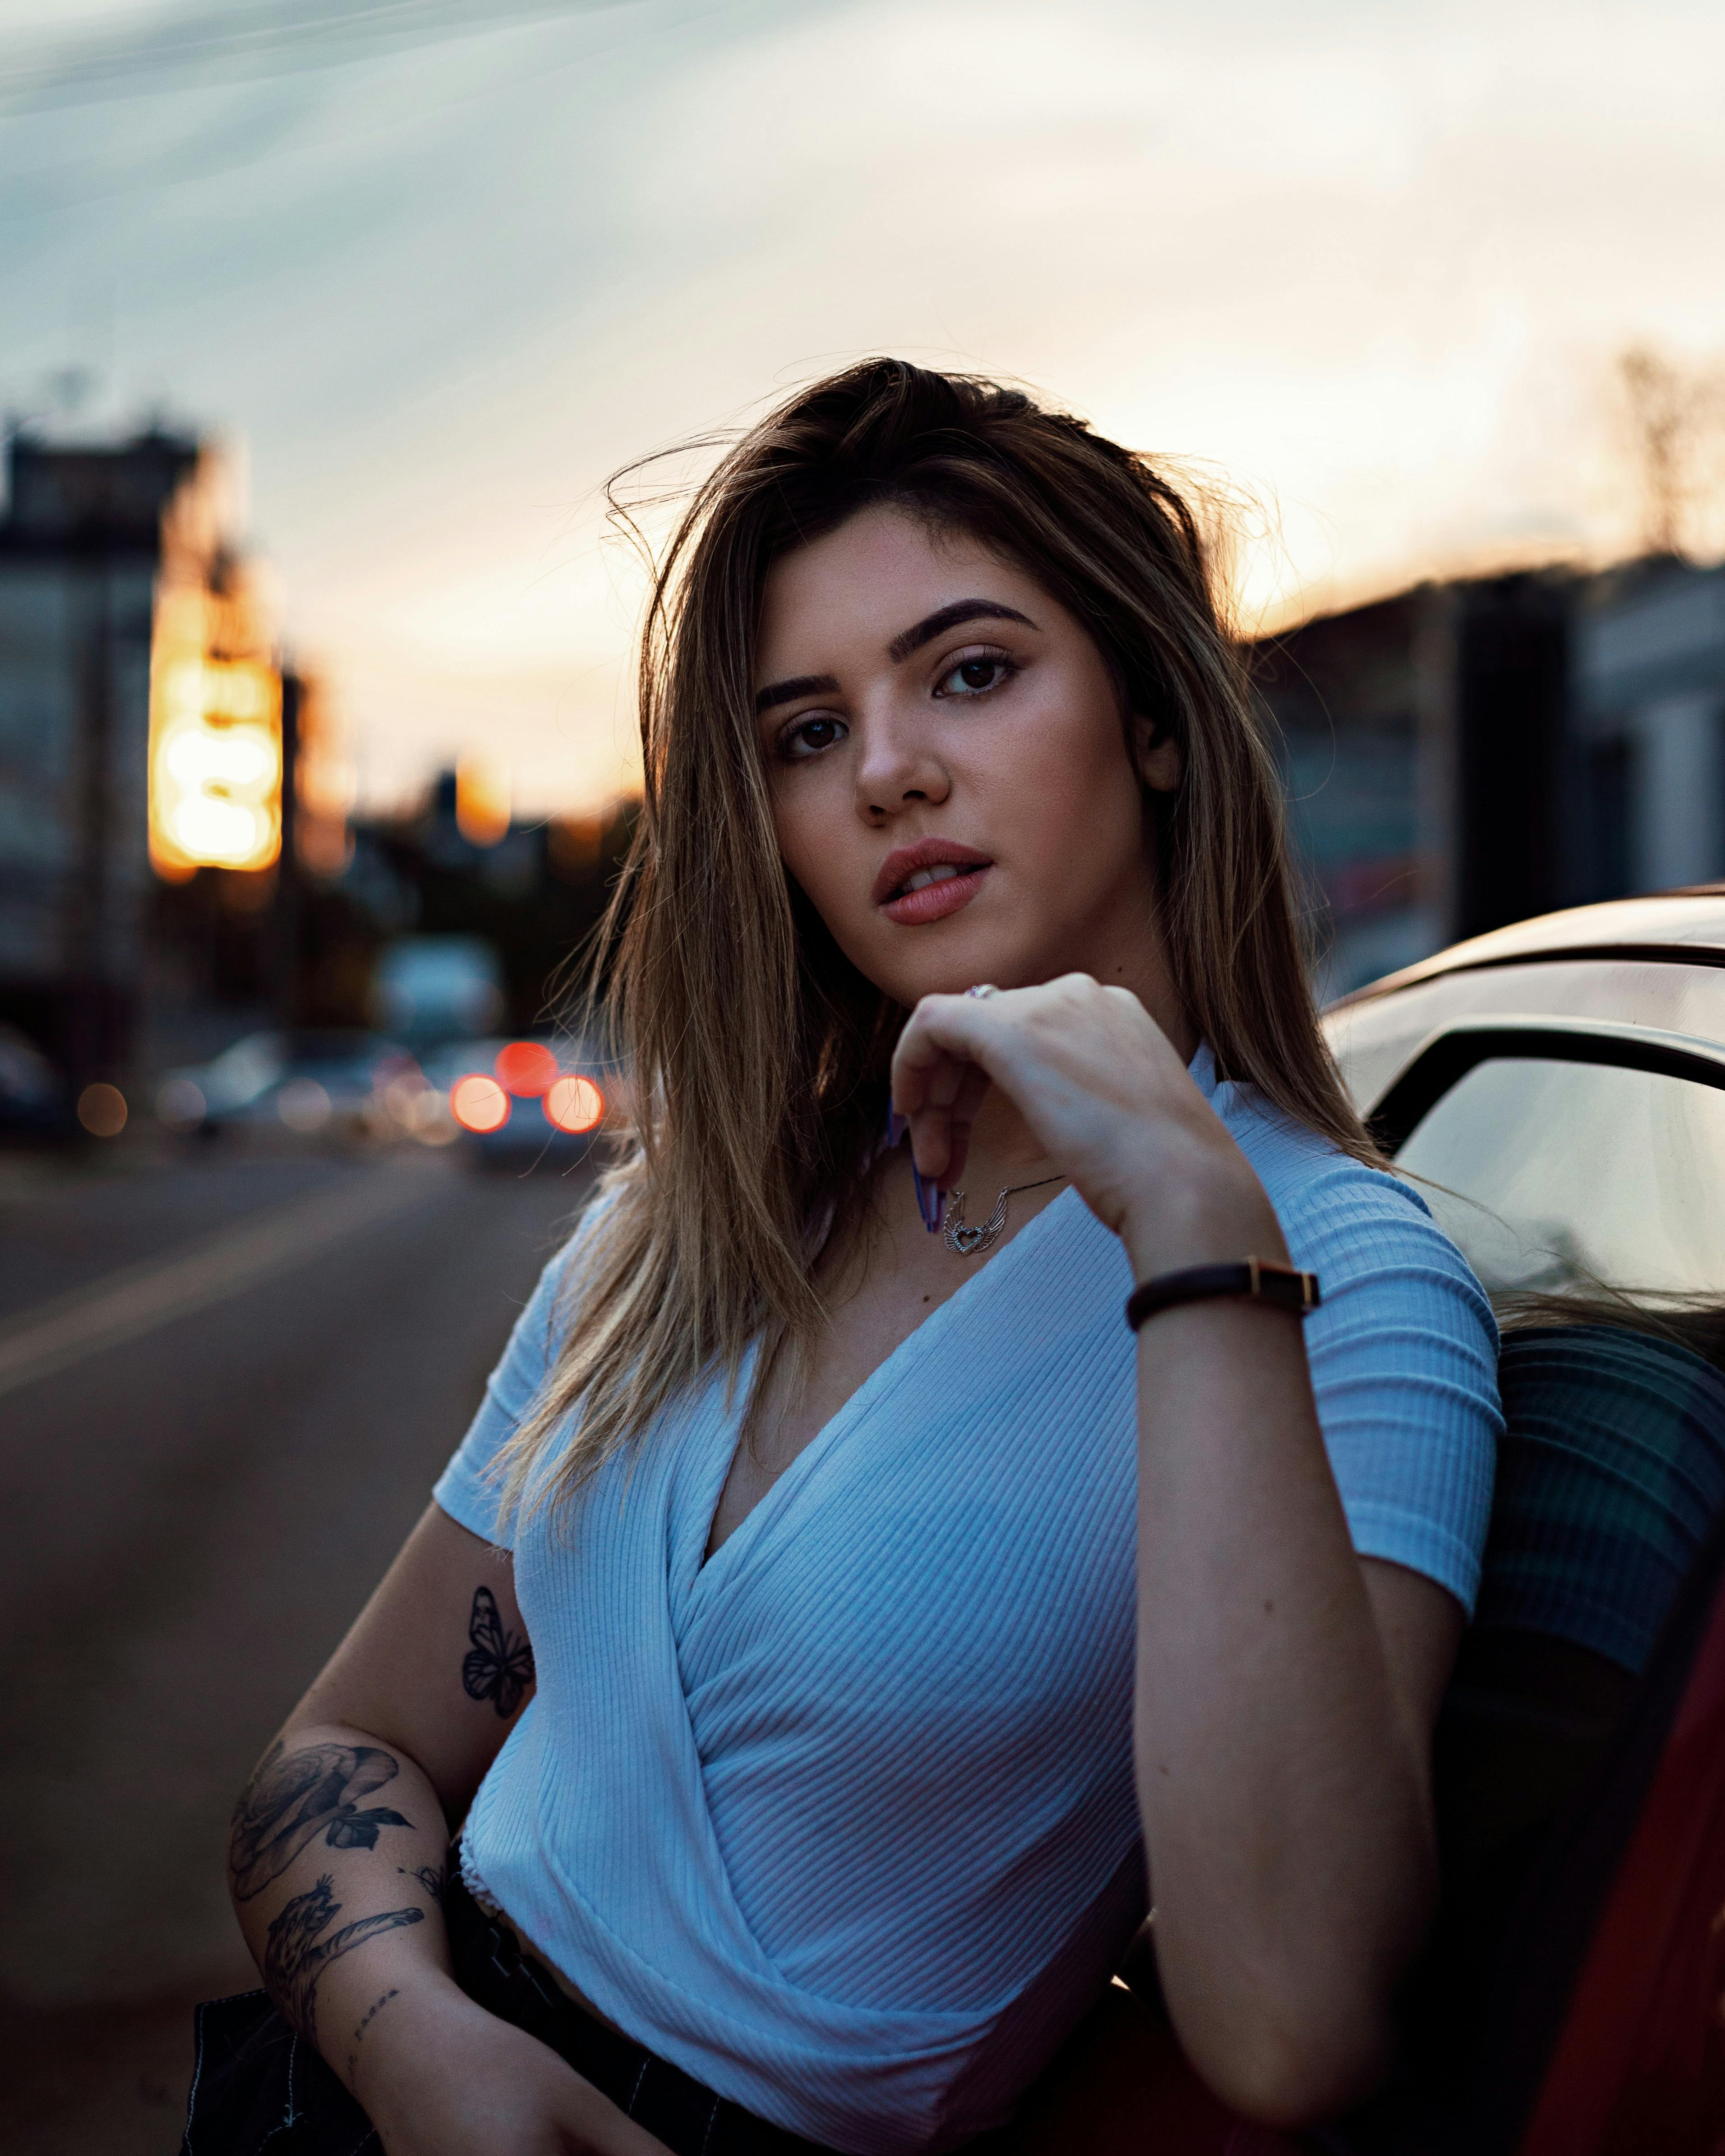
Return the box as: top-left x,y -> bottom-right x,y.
371,934 -> 506,1046
420,1034 -> 619,1171
156,1030 -> 416,1142
1318,887 -> 1725,2155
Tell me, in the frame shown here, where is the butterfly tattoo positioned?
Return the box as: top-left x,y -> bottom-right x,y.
462,1585 -> 534,1718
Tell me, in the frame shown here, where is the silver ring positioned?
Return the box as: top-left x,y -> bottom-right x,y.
965,983 -> 1000,999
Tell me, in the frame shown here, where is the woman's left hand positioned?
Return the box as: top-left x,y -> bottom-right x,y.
890,975 -> 1283,1273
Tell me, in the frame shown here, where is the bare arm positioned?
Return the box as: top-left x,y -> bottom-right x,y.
893,977 -> 1470,2127
230,1503 -> 668,2155
1130,1286 -> 1458,2119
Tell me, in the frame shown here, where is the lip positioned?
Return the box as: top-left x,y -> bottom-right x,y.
872,838 -> 995,927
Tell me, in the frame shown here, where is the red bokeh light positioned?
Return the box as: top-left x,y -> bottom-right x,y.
495,1040 -> 560,1097
450,1073 -> 511,1133
544,1075 -> 604,1134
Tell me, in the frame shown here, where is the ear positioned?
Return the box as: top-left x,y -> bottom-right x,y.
1132,713 -> 1182,795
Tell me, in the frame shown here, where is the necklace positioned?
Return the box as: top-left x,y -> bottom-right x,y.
941,1173 -> 1065,1258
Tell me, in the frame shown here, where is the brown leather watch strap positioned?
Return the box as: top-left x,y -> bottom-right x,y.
1125,1256 -> 1321,1331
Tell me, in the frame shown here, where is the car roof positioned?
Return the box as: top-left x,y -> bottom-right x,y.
1322,885 -> 1725,1115
1332,886 -> 1725,1009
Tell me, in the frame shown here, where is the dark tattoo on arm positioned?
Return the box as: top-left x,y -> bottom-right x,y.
346,1986 -> 401,2080
399,1862 -> 447,1903
462,1585 -> 534,1718
230,1741 -> 415,1901
263,1876 -> 422,2045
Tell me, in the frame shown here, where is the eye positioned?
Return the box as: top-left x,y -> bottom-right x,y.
779,713 -> 848,761
934,649 -> 1017,700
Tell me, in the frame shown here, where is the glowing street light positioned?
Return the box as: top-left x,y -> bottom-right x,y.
148,587 -> 282,877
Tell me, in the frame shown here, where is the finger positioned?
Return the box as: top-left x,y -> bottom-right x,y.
891,997 -> 1002,1180
889,992 -> 1001,1108
930,1060 -> 992,1186
906,1056 -> 992,1185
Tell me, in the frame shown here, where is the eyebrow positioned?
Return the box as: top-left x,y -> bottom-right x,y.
754,598 -> 1041,716
755,671 -> 840,716
886,598 -> 1038,664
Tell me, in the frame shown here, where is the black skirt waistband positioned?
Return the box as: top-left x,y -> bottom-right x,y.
441,1862 -> 845,2156
181,1853 -> 1013,2155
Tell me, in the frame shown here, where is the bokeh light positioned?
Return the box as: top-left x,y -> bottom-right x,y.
544,1075 -> 604,1133
77,1083 -> 127,1138
454,753 -> 511,847
383,1073 -> 429,1125
411,1097 -> 458,1145
148,590 -> 282,878
156,1077 -> 207,1131
450,1073 -> 510,1133
169,795 -> 264,866
277,1078 -> 332,1132
495,1040 -> 559,1096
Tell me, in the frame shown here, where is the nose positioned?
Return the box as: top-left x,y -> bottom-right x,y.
853,711 -> 950,823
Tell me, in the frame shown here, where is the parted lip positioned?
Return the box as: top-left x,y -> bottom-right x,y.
872,838 -> 994,907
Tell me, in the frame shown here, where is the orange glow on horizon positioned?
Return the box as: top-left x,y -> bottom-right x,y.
456,753 -> 511,846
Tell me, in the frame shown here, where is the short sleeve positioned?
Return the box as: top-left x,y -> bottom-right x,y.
432,1193 -> 615,1548
1284,1156 -> 1503,1613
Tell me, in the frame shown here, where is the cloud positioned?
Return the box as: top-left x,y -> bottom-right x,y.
3,0 -> 1722,806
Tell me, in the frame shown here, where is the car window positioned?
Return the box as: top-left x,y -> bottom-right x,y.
1397,1056 -> 1725,1297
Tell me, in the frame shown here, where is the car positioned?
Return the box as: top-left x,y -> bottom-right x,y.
1021,887 -> 1725,2155
418,1034 -> 623,1172
371,934 -> 507,1045
1320,886 -> 1725,2156
156,1029 -> 417,1143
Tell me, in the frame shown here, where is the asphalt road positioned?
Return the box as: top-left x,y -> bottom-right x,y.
0,1136 -> 591,2154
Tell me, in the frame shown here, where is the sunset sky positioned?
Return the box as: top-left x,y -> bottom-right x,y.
3,0 -> 1723,813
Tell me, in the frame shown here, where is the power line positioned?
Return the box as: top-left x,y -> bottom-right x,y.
0,0 -> 619,115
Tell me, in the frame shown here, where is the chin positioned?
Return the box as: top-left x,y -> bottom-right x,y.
869,935 -> 1052,1006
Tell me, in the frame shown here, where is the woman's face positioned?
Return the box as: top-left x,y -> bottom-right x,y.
756,504 -> 1176,1012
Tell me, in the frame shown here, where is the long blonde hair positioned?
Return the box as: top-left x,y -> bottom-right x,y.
496,359 -> 1374,1524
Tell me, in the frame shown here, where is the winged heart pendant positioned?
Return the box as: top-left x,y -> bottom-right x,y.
941,1188 -> 1009,1258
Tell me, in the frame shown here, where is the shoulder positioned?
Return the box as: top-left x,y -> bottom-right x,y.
499,1177 -> 632,1394
430,1175 -> 633,1547
1202,1079 -> 1504,1609
1207,1073 -> 1492,1315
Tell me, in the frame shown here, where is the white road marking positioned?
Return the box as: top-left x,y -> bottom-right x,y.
0,1166 -> 443,1400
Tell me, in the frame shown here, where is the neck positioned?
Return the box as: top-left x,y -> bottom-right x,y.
957,1088 -> 1059,1186
959,909 -> 1195,1185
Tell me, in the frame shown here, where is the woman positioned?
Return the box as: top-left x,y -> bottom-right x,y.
203,360 -> 1500,2156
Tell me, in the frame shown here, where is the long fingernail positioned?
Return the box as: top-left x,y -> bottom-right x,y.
912,1161 -> 944,1232
886,1107 -> 906,1147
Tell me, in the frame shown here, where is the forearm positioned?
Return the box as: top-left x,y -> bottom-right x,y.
1130,1287 -> 1434,2117
886,978 -> 1446,2119
228,1720 -> 460,2095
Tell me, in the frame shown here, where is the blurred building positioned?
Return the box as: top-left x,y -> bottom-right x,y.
339,776 -> 636,1038
1256,560 -> 1725,1000
0,427 -> 207,1096
0,424 -> 358,1119
1571,558 -> 1725,902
